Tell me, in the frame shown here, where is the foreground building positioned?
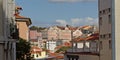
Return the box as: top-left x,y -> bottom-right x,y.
111,0 -> 120,60
99,0 -> 120,60
99,0 -> 112,60
0,0 -> 17,60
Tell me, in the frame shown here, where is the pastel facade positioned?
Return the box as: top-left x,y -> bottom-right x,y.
31,46 -> 47,59
47,26 -> 59,40
29,30 -> 42,47
15,7 -> 32,41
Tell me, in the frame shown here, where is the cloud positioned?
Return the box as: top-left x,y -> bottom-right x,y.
48,0 -> 97,3
85,17 -> 94,21
55,20 -> 68,26
71,18 -> 82,26
54,17 -> 98,26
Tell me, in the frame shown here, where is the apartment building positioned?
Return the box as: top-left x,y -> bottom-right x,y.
99,0 -> 113,60
0,0 -> 17,60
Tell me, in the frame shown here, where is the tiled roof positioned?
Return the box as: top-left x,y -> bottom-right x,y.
86,33 -> 99,41
30,46 -> 42,54
15,14 -> 27,19
63,42 -> 71,46
81,25 -> 92,30
74,33 -> 99,42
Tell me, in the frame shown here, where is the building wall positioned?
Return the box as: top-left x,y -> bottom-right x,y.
78,55 -> 99,60
112,0 -> 120,60
0,0 -> 4,38
16,21 -> 29,40
59,30 -> 71,40
46,40 -> 56,52
65,54 -> 99,60
99,0 -> 112,60
48,29 -> 58,40
0,0 -> 16,60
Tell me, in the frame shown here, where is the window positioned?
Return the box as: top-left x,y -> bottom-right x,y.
103,34 -> 106,38
108,8 -> 111,13
32,55 -> 34,57
108,15 -> 111,23
100,41 -> 103,50
109,33 -> 111,38
103,10 -> 105,14
109,40 -> 112,49
100,35 -> 103,38
36,54 -> 38,57
99,11 -> 102,15
99,17 -> 102,25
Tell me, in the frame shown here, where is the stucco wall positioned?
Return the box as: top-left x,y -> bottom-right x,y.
16,21 -> 29,40
79,55 -> 99,60
0,0 -> 4,38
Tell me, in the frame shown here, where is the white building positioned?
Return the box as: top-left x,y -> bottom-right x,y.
0,0 -> 17,60
46,40 -> 56,53
64,33 -> 99,60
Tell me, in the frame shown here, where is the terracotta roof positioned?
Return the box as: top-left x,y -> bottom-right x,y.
74,33 -> 99,42
63,42 -> 71,47
15,14 -> 27,19
15,14 -> 32,26
15,6 -> 32,26
86,33 -> 99,40
30,46 -> 42,54
74,37 -> 86,42
81,25 -> 92,30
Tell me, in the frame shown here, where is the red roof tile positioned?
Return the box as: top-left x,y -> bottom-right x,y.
31,46 -> 42,54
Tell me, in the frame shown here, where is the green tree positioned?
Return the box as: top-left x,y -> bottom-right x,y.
16,38 -> 31,60
29,26 -> 38,30
55,46 -> 71,53
29,26 -> 46,32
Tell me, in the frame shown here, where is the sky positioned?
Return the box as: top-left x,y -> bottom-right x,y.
16,0 -> 98,27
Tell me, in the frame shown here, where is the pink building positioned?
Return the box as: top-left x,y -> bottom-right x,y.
29,30 -> 42,47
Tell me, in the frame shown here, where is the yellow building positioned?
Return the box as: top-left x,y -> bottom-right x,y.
30,46 -> 47,59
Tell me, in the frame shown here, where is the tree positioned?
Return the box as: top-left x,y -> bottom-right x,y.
16,38 -> 31,60
29,26 -> 46,32
55,46 -> 71,53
